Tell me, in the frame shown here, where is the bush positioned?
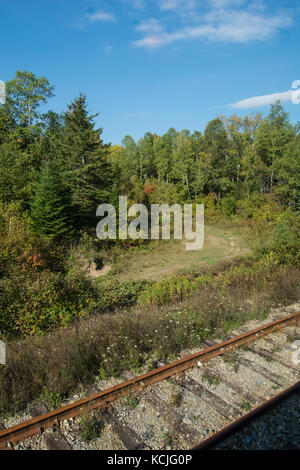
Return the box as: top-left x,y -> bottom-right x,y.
0,271 -> 99,338
267,211 -> 300,265
221,196 -> 237,216
94,278 -> 152,312
0,268 -> 152,339
249,204 -> 300,266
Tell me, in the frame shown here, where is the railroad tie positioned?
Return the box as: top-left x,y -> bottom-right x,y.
245,345 -> 300,373
103,408 -> 145,450
144,390 -> 202,445
29,404 -> 72,451
263,337 -> 296,352
178,375 -> 241,420
236,357 -> 287,387
207,372 -> 266,404
44,431 -> 72,451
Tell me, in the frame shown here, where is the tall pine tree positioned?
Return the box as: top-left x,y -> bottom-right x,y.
31,163 -> 74,240
60,94 -> 111,228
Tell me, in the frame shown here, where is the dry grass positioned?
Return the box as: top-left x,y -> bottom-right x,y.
1,260 -> 299,418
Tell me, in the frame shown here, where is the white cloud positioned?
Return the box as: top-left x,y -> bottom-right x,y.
231,89 -> 294,109
136,19 -> 163,33
88,10 -> 116,23
133,10 -> 292,48
133,1 -> 294,49
159,0 -> 197,10
208,0 -> 246,7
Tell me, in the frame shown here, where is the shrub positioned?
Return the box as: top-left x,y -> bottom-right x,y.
221,196 -> 237,216
249,205 -> 300,265
79,413 -> 103,442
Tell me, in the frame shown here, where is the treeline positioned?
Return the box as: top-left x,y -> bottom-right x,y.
112,107 -> 300,217
0,71 -> 299,241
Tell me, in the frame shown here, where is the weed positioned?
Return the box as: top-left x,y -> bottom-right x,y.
202,372 -> 220,386
79,413 -> 102,442
240,401 -> 251,411
126,394 -> 139,408
169,392 -> 183,407
161,430 -> 174,447
222,354 -> 239,373
43,391 -> 63,409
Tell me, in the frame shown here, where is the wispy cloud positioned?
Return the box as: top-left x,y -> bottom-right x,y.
231,88 -> 295,109
133,13 -> 291,48
88,10 -> 116,23
104,44 -> 113,53
135,18 -> 163,33
159,0 -> 197,11
133,1 -> 294,49
208,0 -> 247,7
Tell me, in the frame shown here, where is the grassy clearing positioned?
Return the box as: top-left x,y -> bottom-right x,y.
104,223 -> 249,281
1,257 -> 299,417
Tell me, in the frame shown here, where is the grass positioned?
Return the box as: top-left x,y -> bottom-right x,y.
105,223 -> 249,281
0,259 -> 300,417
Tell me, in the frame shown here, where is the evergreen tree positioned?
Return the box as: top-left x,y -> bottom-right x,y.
31,163 -> 74,240
60,94 -> 111,228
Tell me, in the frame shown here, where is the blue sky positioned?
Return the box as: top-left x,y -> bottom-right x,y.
0,0 -> 299,144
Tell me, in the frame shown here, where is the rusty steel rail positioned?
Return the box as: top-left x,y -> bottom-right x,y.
0,311 -> 299,450
191,381 -> 300,450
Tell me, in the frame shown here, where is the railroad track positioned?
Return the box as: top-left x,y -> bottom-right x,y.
192,381 -> 299,450
0,311 -> 299,450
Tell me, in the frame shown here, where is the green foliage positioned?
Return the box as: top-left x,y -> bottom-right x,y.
266,211 -> 300,265
6,70 -> 55,129
0,202 -> 65,278
0,270 -> 98,338
249,202 -> 300,265
42,390 -> 63,409
60,94 -> 112,227
79,413 -> 103,442
31,163 -> 74,240
94,278 -> 152,312
221,196 -> 237,216
138,275 -> 205,306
